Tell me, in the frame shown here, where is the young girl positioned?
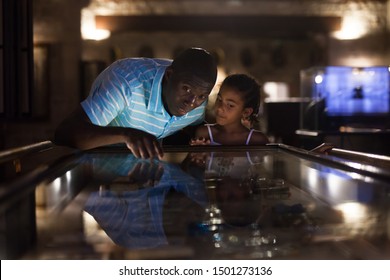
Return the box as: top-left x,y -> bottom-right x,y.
190,74 -> 269,146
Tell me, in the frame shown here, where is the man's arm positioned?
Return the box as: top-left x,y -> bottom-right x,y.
54,105 -> 163,159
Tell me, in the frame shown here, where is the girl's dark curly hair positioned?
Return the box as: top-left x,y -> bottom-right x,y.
220,74 -> 261,124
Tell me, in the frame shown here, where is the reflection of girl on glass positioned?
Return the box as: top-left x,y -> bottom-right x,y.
190,74 -> 269,146
215,176 -> 263,227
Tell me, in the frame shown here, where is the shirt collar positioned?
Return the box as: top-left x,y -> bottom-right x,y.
148,64 -> 169,113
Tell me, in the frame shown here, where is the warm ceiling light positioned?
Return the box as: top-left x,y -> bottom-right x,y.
81,9 -> 110,41
332,13 -> 368,40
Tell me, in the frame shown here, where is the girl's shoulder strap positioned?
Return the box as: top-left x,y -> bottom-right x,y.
205,123 -> 215,143
246,129 -> 255,145
246,129 -> 270,145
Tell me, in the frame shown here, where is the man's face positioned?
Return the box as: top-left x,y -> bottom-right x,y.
163,70 -> 211,117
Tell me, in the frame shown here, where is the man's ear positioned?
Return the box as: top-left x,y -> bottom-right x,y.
164,66 -> 173,81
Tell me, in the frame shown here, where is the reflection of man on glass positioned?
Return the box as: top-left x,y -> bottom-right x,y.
83,154 -> 207,250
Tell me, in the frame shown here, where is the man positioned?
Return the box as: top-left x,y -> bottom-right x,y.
54,47 -> 217,159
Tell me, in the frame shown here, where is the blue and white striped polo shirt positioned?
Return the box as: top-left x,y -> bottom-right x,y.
81,58 -> 206,139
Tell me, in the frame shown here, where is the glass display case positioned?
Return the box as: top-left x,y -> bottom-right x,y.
300,66 -> 390,131
1,143 -> 390,260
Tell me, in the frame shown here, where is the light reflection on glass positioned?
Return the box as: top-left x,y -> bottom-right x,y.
52,177 -> 61,191
83,211 -> 112,244
307,167 -> 319,192
202,178 -> 224,232
37,168 -> 78,212
333,202 -> 379,237
335,202 -> 368,224
327,172 -> 350,199
66,170 -> 72,181
345,162 -> 382,179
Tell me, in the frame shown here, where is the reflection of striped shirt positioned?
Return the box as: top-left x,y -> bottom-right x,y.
83,154 -> 208,249
81,58 -> 206,139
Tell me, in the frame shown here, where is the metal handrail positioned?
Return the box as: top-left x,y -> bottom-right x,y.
328,148 -> 390,170
0,141 -> 54,164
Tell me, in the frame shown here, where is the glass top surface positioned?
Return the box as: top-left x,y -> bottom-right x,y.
15,146 -> 390,259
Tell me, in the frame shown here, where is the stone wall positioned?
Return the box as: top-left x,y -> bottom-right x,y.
1,0 -> 389,149
1,0 -> 83,149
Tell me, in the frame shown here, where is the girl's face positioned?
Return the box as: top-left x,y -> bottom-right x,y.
214,86 -> 252,126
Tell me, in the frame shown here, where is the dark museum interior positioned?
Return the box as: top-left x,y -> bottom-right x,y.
1,0 -> 390,260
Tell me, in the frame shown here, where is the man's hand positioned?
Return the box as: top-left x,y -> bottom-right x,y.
54,105 -> 164,159
123,129 -> 164,159
127,161 -> 164,187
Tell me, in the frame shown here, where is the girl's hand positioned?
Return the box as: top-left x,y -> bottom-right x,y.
189,137 -> 211,146
310,142 -> 335,155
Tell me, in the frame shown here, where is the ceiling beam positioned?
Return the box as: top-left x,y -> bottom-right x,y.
95,15 -> 341,38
